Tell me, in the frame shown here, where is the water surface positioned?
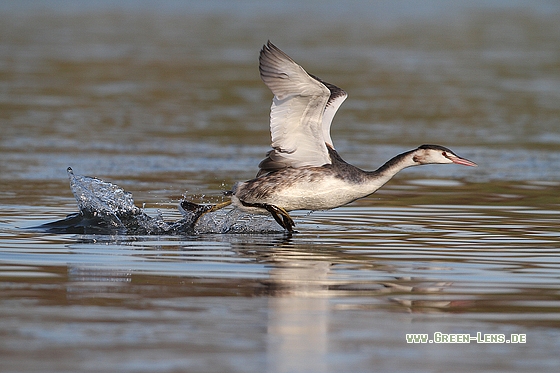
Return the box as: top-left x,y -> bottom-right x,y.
1,1 -> 560,372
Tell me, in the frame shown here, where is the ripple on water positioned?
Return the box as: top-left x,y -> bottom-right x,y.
1,183 -> 560,340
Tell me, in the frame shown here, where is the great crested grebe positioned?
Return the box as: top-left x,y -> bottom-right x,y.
181,41 -> 477,232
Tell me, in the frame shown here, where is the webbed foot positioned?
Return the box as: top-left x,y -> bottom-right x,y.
265,204 -> 295,232
239,200 -> 295,232
180,199 -> 232,226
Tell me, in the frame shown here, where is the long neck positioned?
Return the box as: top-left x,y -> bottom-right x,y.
328,146 -> 418,196
362,149 -> 418,193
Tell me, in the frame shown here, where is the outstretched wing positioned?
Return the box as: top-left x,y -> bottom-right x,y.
309,73 -> 348,148
257,41 -> 346,176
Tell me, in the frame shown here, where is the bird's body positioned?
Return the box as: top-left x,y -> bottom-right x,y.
181,41 -> 477,231
232,146 -> 405,212
232,160 -> 368,213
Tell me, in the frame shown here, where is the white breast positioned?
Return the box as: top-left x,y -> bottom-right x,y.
233,174 -> 382,213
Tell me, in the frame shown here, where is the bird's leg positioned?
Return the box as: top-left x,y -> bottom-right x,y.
240,201 -> 295,232
265,204 -> 295,232
180,200 -> 232,226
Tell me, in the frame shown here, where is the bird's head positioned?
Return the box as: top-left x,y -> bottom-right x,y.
412,145 -> 477,167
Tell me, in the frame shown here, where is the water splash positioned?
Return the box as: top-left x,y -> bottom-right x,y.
35,168 -> 280,235
35,168 -> 189,234
68,167 -> 142,226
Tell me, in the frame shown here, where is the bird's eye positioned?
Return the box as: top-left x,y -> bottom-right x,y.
442,151 -> 447,157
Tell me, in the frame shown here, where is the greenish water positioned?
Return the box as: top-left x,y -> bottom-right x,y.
1,1 -> 560,372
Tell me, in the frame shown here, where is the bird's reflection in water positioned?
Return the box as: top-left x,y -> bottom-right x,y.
264,260 -> 331,373
62,234 -> 466,373
250,239 -> 456,373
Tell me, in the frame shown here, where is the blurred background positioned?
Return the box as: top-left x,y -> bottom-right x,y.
1,0 -> 559,201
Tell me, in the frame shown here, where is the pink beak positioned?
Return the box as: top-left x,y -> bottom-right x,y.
450,156 -> 477,167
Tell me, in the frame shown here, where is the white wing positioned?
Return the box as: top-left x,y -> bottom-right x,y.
309,74 -> 348,148
257,41 -> 347,175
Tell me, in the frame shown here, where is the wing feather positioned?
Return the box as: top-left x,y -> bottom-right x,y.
257,42 -> 347,176
309,74 -> 348,148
